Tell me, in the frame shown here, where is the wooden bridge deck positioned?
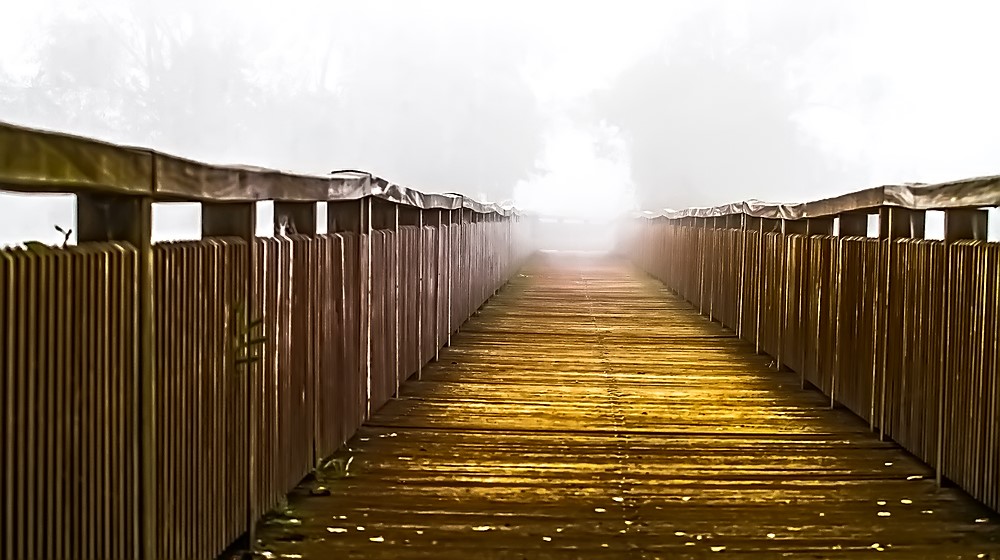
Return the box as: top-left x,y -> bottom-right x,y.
253,253 -> 999,559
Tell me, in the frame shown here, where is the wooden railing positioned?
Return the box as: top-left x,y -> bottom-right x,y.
0,122 -> 532,560
624,180 -> 1000,513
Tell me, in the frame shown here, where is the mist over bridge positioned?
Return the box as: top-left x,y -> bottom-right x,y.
2,122 -> 1000,558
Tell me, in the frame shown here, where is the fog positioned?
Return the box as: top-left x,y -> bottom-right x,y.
2,0 -> 999,245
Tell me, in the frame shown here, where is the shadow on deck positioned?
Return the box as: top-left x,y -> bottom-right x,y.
252,253 -> 999,559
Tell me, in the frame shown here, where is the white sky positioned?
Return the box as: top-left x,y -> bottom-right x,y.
791,1 -> 1000,185
2,0 -> 1000,244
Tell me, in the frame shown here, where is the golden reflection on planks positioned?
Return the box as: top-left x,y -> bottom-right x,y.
254,253 -> 1000,559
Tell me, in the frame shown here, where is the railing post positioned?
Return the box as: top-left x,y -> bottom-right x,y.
446,209 -> 453,347
393,204 -> 400,397
697,217 -> 706,314
367,197 -> 401,396
756,218 -> 779,354
724,214 -> 740,329
736,214 -> 747,338
365,197 -> 373,417
464,209 -> 473,323
937,208 -> 988,486
417,209 -> 424,380
77,193 -> 154,560
708,217 -> 717,322
740,215 -> 758,343
273,202 -> 319,463
873,207 -> 925,439
201,201 -> 258,554
779,219 -> 807,373
328,199 -> 368,425
805,218 -> 833,390
433,209 -> 442,362
468,210 -> 475,316
396,204 -> 421,384
493,213 -> 501,296
831,212 -> 868,410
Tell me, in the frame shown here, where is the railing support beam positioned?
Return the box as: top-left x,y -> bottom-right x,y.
806,217 -> 834,236
880,207 -> 925,239
944,208 -> 988,241
838,212 -> 869,237
274,201 -> 317,235
202,202 -> 256,239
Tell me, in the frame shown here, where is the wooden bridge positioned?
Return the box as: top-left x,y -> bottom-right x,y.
2,122 -> 1000,559
254,253 -> 999,558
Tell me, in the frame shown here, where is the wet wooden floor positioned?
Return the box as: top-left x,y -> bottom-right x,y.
254,253 -> 1000,559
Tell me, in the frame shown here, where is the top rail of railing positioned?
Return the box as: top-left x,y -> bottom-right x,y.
0,120 -> 514,215
638,175 -> 1000,220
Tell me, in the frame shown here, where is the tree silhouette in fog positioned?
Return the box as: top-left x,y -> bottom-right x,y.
595,4 -> 864,211
0,4 -> 544,203
1,6 -> 261,158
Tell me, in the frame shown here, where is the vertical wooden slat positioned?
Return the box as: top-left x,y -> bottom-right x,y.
1,251 -> 10,560
48,250 -> 61,559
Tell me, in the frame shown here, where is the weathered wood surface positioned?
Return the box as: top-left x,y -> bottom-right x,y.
253,253 -> 999,559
